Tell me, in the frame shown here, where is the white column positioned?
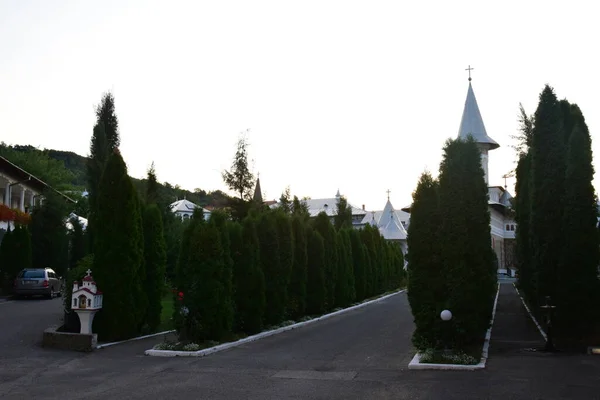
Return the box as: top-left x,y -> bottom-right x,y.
29,192 -> 35,208
3,183 -> 10,205
19,188 -> 25,212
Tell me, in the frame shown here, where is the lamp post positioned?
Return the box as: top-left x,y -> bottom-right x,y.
540,296 -> 556,352
440,309 -> 452,354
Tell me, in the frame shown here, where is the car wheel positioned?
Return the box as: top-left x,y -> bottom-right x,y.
47,288 -> 54,299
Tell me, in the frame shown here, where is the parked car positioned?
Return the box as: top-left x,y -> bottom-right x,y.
14,268 -> 62,299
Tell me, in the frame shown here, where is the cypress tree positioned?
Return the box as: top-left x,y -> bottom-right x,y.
142,204 -> 167,332
407,172 -> 446,351
30,191 -> 69,277
530,85 -> 565,307
312,212 -> 337,309
557,113 -> 600,342
93,149 -> 145,341
306,228 -> 327,315
515,153 -> 534,299
274,210 -> 294,319
257,212 -> 283,325
288,215 -> 308,319
335,229 -> 355,307
208,210 -> 234,335
0,226 -> 13,292
437,137 -> 496,349
334,196 -> 353,230
349,229 -> 367,301
360,225 -> 377,297
186,222 -> 231,341
231,217 -> 266,334
68,215 -> 87,272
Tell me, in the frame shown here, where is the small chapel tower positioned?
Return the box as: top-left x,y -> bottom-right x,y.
457,66 -> 499,185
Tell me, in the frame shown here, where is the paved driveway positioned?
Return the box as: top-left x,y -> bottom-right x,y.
1,287 -> 599,399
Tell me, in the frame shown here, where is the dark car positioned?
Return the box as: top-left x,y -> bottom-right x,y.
14,268 -> 62,299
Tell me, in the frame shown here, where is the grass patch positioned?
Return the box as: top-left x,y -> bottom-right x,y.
153,332 -> 248,352
158,295 -> 175,332
418,341 -> 483,365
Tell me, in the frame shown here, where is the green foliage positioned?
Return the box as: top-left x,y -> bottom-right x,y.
515,153 -> 533,298
222,133 -> 255,200
335,229 -> 355,307
92,150 -> 146,341
68,215 -> 87,274
208,210 -> 235,336
0,143 -> 76,191
349,229 -> 367,301
30,191 -> 69,277
146,162 -> 160,205
437,137 -> 496,349
292,196 -> 310,220
288,215 -> 308,319
185,223 -> 232,341
143,204 -> 168,332
230,217 -> 266,333
556,109 -> 600,340
334,196 -> 353,231
0,225 -> 31,290
529,85 -> 565,307
312,212 -> 338,309
306,228 -> 327,315
279,187 -> 292,213
256,211 -> 284,325
360,225 -> 376,297
95,92 -> 120,150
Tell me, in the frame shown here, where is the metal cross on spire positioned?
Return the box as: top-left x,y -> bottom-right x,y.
386,189 -> 391,200
466,65 -> 474,81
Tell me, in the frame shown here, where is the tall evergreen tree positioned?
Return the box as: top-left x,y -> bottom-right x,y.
530,85 -> 565,307
306,228 -> 327,315
279,187 -> 292,213
292,196 -> 310,220
146,162 -> 160,205
335,229 -> 355,307
349,229 -> 367,301
437,137 -> 496,349
334,196 -> 353,231
68,215 -> 87,272
93,149 -> 145,341
142,204 -> 167,332
360,224 -> 377,297
30,191 -> 69,277
557,114 -> 600,342
515,153 -> 534,298
274,211 -> 294,320
288,215 -> 308,319
312,212 -> 338,309
230,217 -> 266,333
208,210 -> 234,335
186,222 -> 231,341
256,212 -> 283,325
222,132 -> 255,200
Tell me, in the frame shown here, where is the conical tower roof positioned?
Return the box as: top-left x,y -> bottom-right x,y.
379,213 -> 407,241
377,198 -> 395,228
458,82 -> 499,150
253,177 -> 263,203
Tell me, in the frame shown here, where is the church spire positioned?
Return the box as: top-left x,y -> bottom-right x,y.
253,174 -> 263,203
457,67 -> 499,185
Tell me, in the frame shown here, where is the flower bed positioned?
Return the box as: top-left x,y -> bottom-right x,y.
0,204 -> 31,225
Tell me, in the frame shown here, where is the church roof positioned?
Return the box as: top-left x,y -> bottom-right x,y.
379,214 -> 407,241
360,209 -> 410,227
377,199 -> 395,228
170,199 -> 209,214
458,82 -> 499,150
302,197 -> 366,218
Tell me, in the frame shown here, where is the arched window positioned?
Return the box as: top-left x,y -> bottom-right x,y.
506,224 -> 510,231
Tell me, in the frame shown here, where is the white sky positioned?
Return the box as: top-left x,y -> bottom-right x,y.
1,0 -> 599,210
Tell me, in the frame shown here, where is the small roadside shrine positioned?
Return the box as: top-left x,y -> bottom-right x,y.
71,269 -> 103,335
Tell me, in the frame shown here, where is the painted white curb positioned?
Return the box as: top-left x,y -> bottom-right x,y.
512,283 -> 547,340
96,329 -> 176,349
145,289 -> 405,357
408,282 -> 501,370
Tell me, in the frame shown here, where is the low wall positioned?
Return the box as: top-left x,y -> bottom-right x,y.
42,326 -> 97,352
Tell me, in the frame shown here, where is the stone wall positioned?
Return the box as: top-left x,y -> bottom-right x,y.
42,326 -> 97,352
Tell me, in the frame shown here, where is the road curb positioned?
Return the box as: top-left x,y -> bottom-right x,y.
512,282 -> 547,340
96,330 -> 176,350
408,282 -> 501,371
145,289 -> 406,357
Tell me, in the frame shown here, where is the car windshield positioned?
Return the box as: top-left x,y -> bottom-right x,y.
19,270 -> 45,279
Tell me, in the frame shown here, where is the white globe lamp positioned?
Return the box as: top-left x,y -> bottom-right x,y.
440,309 -> 452,321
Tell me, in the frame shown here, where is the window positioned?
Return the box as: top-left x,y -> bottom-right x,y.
18,270 -> 45,279
506,224 -> 510,231
73,299 -> 77,307
511,225 -> 515,231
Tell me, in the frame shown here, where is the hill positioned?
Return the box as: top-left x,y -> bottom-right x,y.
0,142 -> 231,213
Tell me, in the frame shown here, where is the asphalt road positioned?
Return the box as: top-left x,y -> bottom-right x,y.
0,287 -> 599,400
0,295 -> 65,359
